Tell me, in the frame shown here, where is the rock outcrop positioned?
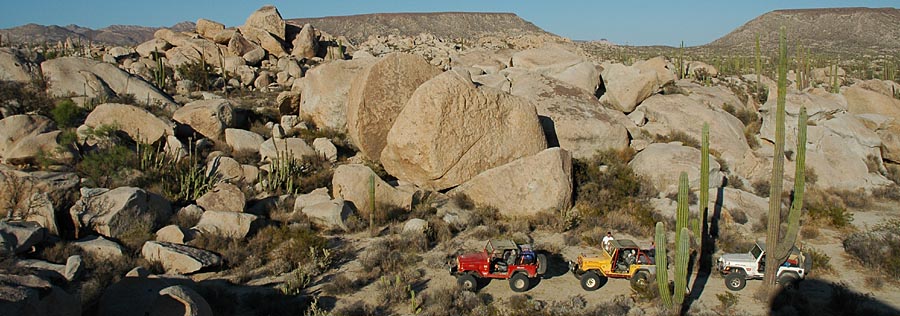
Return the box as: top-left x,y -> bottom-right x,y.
84,103 -> 174,143
141,241 -> 221,274
346,52 -> 442,160
450,148 -> 573,216
69,187 -> 172,239
381,70 -> 547,190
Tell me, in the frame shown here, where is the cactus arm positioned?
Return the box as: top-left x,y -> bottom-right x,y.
673,227 -> 691,306
656,222 -> 672,309
775,106 -> 807,261
676,172 -> 689,244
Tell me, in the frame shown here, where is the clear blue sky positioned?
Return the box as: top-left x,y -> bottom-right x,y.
1,1 -> 896,46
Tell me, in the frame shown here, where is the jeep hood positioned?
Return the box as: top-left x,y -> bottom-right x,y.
458,252 -> 489,264
721,253 -> 755,263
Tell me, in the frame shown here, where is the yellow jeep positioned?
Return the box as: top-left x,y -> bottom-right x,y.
569,239 -> 657,291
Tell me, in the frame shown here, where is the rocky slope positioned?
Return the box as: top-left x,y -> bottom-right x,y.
287,12 -> 556,44
0,22 -> 195,46
706,7 -> 900,55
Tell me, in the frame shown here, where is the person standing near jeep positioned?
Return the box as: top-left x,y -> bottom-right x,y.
602,232 -> 614,252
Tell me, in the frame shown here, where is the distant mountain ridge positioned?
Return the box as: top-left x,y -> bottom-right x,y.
0,22 -> 195,46
287,12 -> 556,44
705,7 -> 900,55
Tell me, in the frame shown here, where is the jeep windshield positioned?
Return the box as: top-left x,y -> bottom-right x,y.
750,244 -> 763,259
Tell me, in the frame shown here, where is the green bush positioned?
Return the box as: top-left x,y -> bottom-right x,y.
176,59 -> 216,91
573,149 -> 658,236
0,80 -> 53,116
76,145 -> 136,188
50,99 -> 84,128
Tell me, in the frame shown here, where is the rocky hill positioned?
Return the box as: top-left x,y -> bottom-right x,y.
705,7 -> 900,55
0,22 -> 195,46
287,12 -> 556,44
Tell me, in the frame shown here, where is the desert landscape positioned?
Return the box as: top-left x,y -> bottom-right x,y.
1,4 -> 899,316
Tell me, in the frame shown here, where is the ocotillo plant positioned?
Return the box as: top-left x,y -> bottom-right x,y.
771,107 -> 808,266
762,27 -> 789,291
673,227 -> 691,306
655,222 -> 672,309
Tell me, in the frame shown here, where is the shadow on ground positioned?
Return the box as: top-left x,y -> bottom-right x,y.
769,278 -> 899,316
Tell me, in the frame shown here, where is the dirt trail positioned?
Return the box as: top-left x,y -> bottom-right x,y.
312,201 -> 900,315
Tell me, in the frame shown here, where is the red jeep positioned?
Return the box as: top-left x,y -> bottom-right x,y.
450,239 -> 548,292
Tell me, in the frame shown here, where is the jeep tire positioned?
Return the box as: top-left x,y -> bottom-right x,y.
630,270 -> 651,291
725,273 -> 747,291
457,274 -> 478,292
509,272 -> 531,292
580,271 -> 604,291
536,254 -> 548,275
778,272 -> 800,289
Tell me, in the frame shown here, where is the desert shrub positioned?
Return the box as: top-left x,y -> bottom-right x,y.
77,145 -> 136,188
806,167 -> 818,185
872,184 -> 900,201
744,121 -> 761,149
358,235 -> 423,283
727,174 -> 745,190
885,164 -> 900,185
332,300 -> 382,316
231,149 -> 260,165
573,149 -> 658,235
755,86 -> 769,104
752,215 -> 767,233
654,130 -> 701,149
0,79 -> 53,116
322,274 -> 361,296
419,288 -> 497,316
451,193 -> 475,210
800,225 -> 820,239
866,154 -> 881,174
751,179 -> 770,197
50,99 -> 85,128
78,253 -> 138,311
190,235 -> 249,269
828,189 -> 870,209
716,224 -> 754,253
843,220 -> 900,279
176,59 -> 216,91
805,190 -> 854,228
806,246 -> 833,275
865,275 -> 884,290
729,209 -> 748,225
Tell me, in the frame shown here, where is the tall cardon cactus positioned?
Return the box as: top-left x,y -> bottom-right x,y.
673,227 -> 691,306
698,123 -> 710,242
655,222 -> 671,309
675,172 -> 689,244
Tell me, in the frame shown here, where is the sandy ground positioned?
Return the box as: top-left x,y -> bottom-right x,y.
291,201 -> 900,315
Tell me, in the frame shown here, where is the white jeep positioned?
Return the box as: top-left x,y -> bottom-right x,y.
716,240 -> 812,291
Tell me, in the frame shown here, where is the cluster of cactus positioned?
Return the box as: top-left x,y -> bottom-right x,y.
258,142 -> 304,194
762,27 -> 809,291
882,60 -> 896,82
795,44 -> 811,90
656,172 -> 696,310
674,41 -> 686,80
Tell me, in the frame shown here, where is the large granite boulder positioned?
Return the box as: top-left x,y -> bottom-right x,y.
84,103 -> 174,143
41,57 -> 176,109
293,188 -> 353,231
332,164 -> 419,217
381,70 -> 547,190
505,69 -> 631,158
450,148 -> 573,216
224,128 -> 265,153
172,99 -> 235,141
599,63 -> 659,113
69,187 -> 172,239
0,48 -> 38,82
346,52 -> 442,160
629,142 -> 724,196
242,5 -> 286,41
0,274 -> 80,316
291,24 -> 318,59
193,211 -> 257,239
259,137 -> 316,162
0,221 -> 45,254
141,241 -> 221,274
195,182 -> 245,213
297,58 -> 375,131
510,44 -> 600,94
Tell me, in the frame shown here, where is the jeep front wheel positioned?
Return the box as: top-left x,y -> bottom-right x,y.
724,273 -> 746,291
509,273 -> 531,292
630,270 -> 651,291
457,274 -> 478,291
580,271 -> 605,291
